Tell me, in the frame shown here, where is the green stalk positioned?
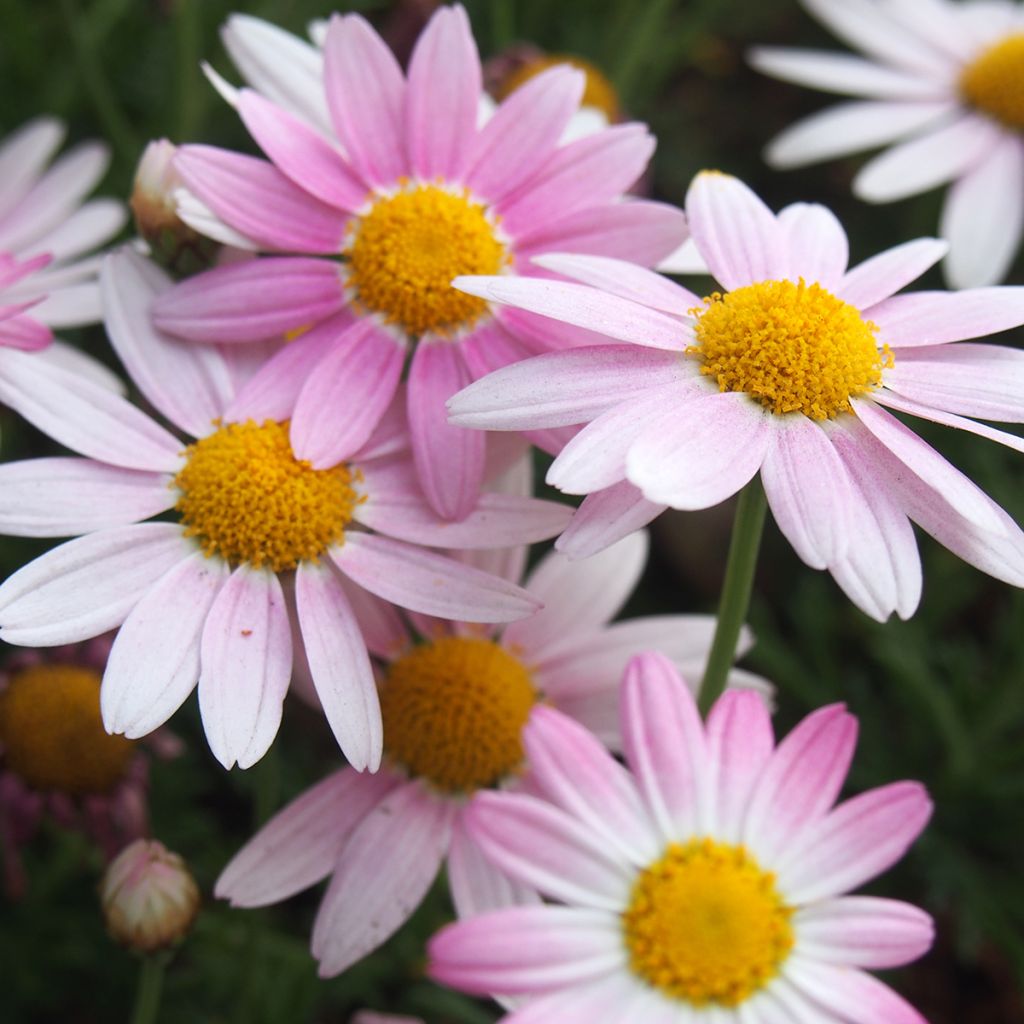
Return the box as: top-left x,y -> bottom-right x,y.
697,478 -> 768,717
130,954 -> 167,1024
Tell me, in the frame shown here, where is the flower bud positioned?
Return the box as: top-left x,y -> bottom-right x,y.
130,139 -> 220,276
100,839 -> 199,952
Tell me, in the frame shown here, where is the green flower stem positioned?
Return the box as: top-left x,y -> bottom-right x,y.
131,953 -> 168,1024
697,478 -> 768,718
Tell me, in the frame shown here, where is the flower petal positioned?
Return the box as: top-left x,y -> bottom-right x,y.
776,203 -> 848,288
555,481 -> 666,560
837,237 -> 949,310
784,958 -> 928,1024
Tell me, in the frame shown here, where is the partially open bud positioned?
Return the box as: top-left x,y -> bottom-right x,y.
101,839 -> 200,953
130,139 -> 220,277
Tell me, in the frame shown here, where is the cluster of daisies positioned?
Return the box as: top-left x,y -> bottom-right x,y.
3,1 -> 1024,1021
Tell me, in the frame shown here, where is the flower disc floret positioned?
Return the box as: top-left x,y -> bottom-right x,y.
345,184 -> 509,337
380,636 -> 537,793
691,278 -> 891,419
960,34 -> 1024,130
623,838 -> 795,1007
174,419 -> 360,572
0,665 -> 135,794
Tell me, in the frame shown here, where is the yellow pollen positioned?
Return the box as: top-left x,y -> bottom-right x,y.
623,838 -> 795,1007
690,278 -> 892,419
498,54 -> 621,121
961,33 -> 1024,129
345,184 -> 509,337
0,665 -> 135,795
174,419 -> 360,572
380,636 -> 537,793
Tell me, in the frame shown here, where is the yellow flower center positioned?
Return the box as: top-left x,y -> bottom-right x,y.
174,420 -> 360,572
0,665 -> 136,795
344,184 -> 509,337
498,54 -> 621,121
623,838 -> 795,1007
380,636 -> 537,793
961,33 -> 1024,129
690,278 -> 891,419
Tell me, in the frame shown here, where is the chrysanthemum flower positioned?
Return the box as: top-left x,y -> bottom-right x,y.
215,530 -> 767,977
151,4 -> 685,520
0,247 -> 568,773
449,172 -> 1024,620
429,651 -> 933,1023
751,0 -> 1024,288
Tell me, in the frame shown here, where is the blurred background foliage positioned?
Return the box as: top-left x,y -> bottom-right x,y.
1,0 -> 1023,1021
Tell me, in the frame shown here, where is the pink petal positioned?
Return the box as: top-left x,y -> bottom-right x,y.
216,768 -> 401,907
866,287 -> 1024,348
776,202 -> 848,288
0,524 -> 189,646
331,533 -> 541,623
101,551 -> 229,738
295,559 -> 382,772
291,319 -> 406,468
555,480 -> 666,560
174,145 -> 348,254
237,89 -> 368,211
198,566 -> 293,769
837,237 -> 949,309
459,320 -> 539,379
497,974 -> 649,1024
311,781 -> 455,976
322,13 -> 407,187
784,958 -> 928,1024
0,117 -> 65,223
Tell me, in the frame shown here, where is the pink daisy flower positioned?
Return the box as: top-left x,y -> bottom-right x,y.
449,171 -> 1024,620
750,0 -> 1024,288
215,530 -> 768,977
0,247 -> 569,773
429,651 -> 934,1023
150,4 -> 685,520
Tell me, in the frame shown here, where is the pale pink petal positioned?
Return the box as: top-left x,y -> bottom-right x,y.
427,905 -> 624,995
761,417 -> 854,569
516,199 -> 688,267
794,896 -> 934,969
0,524 -> 190,646
555,481 -> 666,560
0,118 -> 65,223
448,346 -> 686,432
502,530 -> 648,659
685,171 -> 780,290
331,533 -> 541,623
198,566 -> 293,770
463,791 -> 633,910
854,115 -> 1002,202
322,13 -> 407,186
408,339 -> 484,521
496,974 -> 652,1024
837,237 -> 949,309
0,347 -> 183,472
237,90 -> 368,211
23,286 -> 99,331
523,706 -> 659,865
405,5 -> 480,180
459,320 -> 539,379
941,133 -> 1024,288
619,652 -> 708,840
335,573 -> 409,660
467,66 -> 584,202
174,187 -> 261,251
291,320 -> 406,468
24,198 -> 125,264
152,257 -> 344,343
174,145 -> 348,253
101,551 -> 230,738
496,302 -> 623,351
295,560 -> 382,772
311,781 -> 455,976
776,203 -> 848,288
868,287 -> 1024,348
101,249 -> 234,437
627,392 -> 771,509
34,339 -> 125,394
776,782 -> 932,902
784,959 -> 928,1024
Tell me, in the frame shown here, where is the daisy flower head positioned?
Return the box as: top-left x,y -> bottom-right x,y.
449,171 -> 1024,621
429,651 -> 934,1023
0,246 -> 570,774
214,529 -> 768,977
751,0 -> 1024,289
151,3 -> 686,521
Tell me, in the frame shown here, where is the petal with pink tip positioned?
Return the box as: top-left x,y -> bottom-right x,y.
295,559 -> 382,772
331,533 -> 541,623
101,550 -> 229,738
174,145 -> 348,254
555,481 -> 666,560
312,781 -> 455,976
776,203 -> 848,288
866,287 -> 1024,348
322,13 -> 407,186
837,237 -> 949,309
198,565 -> 293,770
